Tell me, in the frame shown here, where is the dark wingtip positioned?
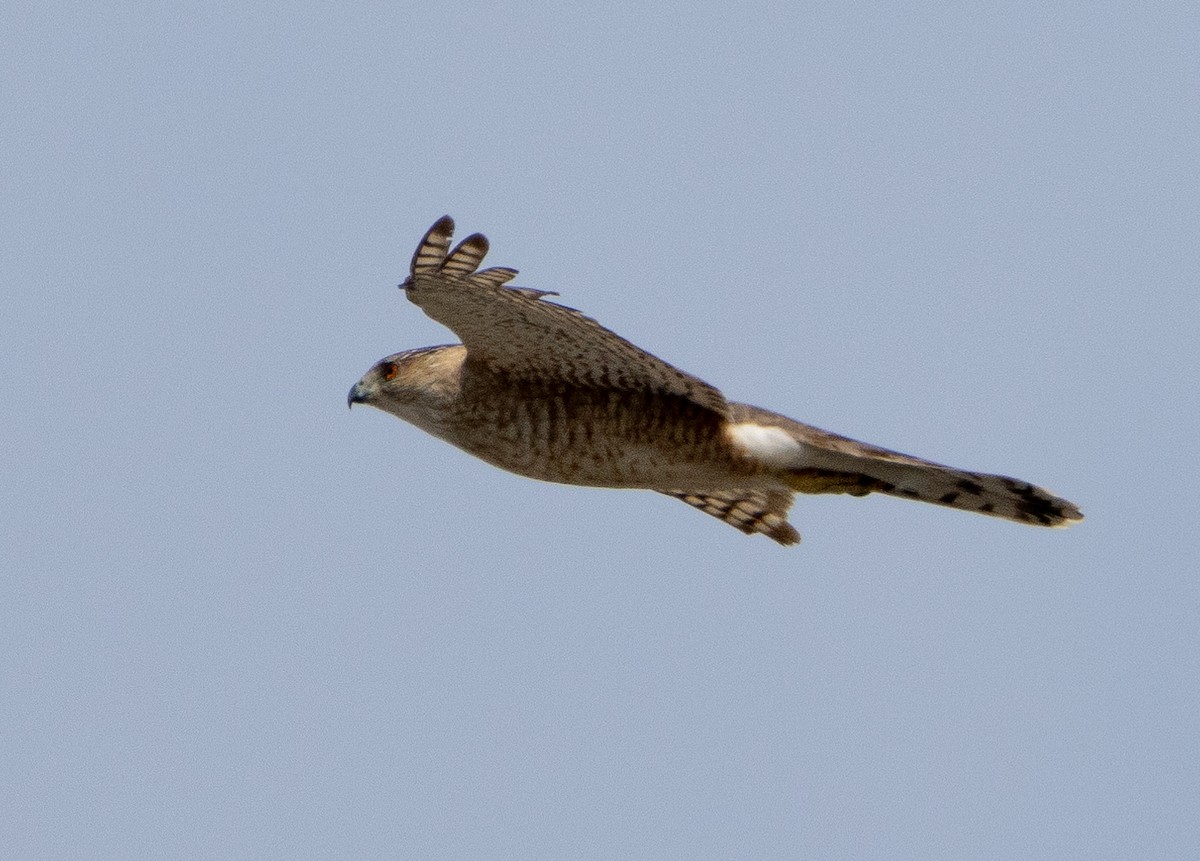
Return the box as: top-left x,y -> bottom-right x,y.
770,524 -> 802,546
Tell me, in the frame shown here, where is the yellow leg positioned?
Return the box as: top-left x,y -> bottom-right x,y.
785,468 -> 887,497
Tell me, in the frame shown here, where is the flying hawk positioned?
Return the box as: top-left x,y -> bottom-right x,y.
348,216 -> 1082,545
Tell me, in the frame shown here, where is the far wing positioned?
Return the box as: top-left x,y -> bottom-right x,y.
661,489 -> 800,545
400,216 -> 728,415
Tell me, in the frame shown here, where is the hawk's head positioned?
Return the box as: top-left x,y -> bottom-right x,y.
348,345 -> 466,435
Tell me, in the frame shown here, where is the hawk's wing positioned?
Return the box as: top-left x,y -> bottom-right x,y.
661,489 -> 800,546
401,216 -> 729,416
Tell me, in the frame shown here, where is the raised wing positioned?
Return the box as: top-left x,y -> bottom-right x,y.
400,216 -> 728,415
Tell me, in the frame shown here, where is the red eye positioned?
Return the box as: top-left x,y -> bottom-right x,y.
381,361 -> 398,381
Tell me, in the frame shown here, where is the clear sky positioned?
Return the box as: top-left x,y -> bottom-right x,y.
3,2 -> 1197,857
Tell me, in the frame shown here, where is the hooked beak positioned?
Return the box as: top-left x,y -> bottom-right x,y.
347,382 -> 367,409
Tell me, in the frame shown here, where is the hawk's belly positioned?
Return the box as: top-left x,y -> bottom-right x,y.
444,386 -> 769,490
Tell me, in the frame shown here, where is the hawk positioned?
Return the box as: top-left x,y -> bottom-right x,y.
348,216 -> 1082,545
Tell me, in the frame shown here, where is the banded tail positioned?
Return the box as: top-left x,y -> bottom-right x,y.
728,402 -> 1083,541
783,461 -> 1083,527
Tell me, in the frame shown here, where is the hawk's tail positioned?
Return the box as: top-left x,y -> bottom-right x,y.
784,459 -> 1083,528
728,403 -> 1082,530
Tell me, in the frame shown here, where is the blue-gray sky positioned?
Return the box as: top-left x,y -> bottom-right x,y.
3,2 -> 1197,857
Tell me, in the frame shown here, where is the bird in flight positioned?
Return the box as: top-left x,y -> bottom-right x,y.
349,216 -> 1082,545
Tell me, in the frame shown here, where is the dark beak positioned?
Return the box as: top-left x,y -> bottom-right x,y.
347,382 -> 366,409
